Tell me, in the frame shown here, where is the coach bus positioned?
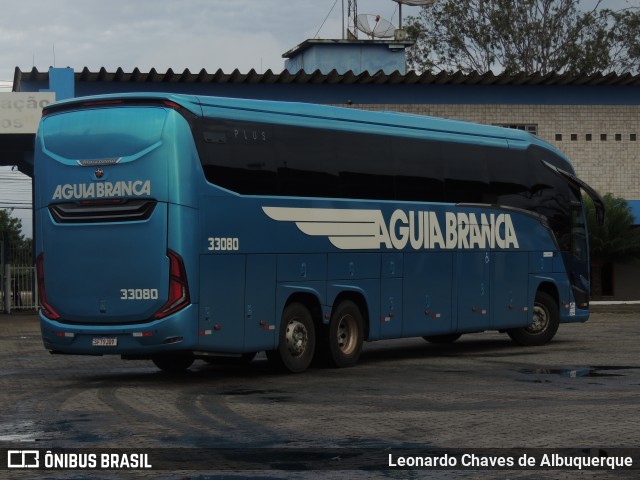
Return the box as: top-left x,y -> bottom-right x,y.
34,93 -> 604,373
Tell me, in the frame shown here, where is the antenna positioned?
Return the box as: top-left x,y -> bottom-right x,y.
346,0 -> 358,39
356,14 -> 396,39
346,0 -> 437,40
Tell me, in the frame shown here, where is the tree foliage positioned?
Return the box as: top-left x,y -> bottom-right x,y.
405,0 -> 640,74
585,193 -> 640,297
0,209 -> 24,245
586,194 -> 640,263
0,209 -> 29,264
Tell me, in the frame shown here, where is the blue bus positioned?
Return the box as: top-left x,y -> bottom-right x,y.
35,93 -> 604,373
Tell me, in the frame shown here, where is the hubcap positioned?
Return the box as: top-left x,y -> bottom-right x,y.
527,303 -> 549,334
285,319 -> 308,358
337,314 -> 357,355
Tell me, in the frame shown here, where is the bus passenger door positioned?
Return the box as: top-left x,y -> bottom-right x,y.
456,251 -> 491,332
199,255 -> 246,352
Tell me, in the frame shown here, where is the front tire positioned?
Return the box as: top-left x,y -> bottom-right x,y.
507,291 -> 559,346
267,302 -> 315,373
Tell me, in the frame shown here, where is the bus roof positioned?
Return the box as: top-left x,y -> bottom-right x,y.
44,92 -> 571,166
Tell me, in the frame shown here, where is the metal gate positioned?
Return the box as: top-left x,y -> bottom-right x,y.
1,240 -> 37,313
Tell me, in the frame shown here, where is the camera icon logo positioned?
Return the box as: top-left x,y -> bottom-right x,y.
7,450 -> 39,468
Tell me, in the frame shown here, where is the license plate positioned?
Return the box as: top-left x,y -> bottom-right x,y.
92,337 -> 118,347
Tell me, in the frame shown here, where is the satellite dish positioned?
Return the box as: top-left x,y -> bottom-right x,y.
356,14 -> 396,39
391,0 -> 439,29
393,0 -> 438,5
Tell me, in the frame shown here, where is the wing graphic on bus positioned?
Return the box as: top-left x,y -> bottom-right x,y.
262,206 -> 384,250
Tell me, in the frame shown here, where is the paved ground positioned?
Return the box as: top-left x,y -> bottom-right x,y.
0,309 -> 638,479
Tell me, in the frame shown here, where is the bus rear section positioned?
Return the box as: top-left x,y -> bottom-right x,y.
35,98 -> 198,362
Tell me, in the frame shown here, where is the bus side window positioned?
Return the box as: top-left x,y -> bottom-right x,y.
275,126 -> 340,198
394,137 -> 445,203
196,119 -> 278,195
486,149 -> 530,208
443,143 -> 489,203
275,127 -> 395,201
333,130 -> 394,200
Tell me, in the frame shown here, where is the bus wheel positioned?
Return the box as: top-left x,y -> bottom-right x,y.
422,333 -> 462,344
268,302 -> 315,373
507,291 -> 559,346
152,352 -> 194,373
328,300 -> 364,368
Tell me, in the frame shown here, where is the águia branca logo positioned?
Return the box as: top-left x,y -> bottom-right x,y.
51,180 -> 151,200
262,206 -> 519,251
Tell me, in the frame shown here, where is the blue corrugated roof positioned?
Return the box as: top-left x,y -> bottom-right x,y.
15,67 -> 640,88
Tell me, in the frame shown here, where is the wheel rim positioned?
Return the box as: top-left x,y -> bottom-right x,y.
336,314 -> 358,355
527,302 -> 549,334
285,318 -> 309,358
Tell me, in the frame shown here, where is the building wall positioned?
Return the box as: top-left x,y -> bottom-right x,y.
612,262 -> 640,301
284,41 -> 411,75
346,103 -> 640,200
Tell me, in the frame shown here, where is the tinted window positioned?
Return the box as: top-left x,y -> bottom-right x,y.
524,146 -> 576,251
274,125 -> 340,197
442,142 -> 491,203
332,131 -> 394,200
194,120 -> 395,199
195,119 -> 277,195
487,148 -> 534,209
395,137 -> 444,202
43,107 -> 167,159
193,119 -> 577,251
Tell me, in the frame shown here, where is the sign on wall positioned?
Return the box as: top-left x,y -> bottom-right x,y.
0,93 -> 56,134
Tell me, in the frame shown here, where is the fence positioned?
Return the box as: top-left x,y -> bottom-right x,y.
1,239 -> 37,313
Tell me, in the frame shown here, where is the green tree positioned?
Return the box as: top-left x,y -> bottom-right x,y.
585,194 -> 640,298
0,209 -> 28,263
405,0 -> 640,74
0,209 -> 24,243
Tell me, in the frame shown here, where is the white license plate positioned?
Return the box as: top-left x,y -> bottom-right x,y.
92,337 -> 118,347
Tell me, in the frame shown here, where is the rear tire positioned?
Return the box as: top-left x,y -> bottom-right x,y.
422,333 -> 462,344
152,352 -> 194,373
507,291 -> 559,346
327,300 -> 364,368
267,302 -> 315,373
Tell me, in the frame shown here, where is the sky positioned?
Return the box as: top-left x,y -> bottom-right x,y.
0,0 -> 633,89
0,0 -> 425,88
0,0 -> 635,238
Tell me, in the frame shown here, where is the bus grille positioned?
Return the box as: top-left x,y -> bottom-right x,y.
48,200 -> 157,224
